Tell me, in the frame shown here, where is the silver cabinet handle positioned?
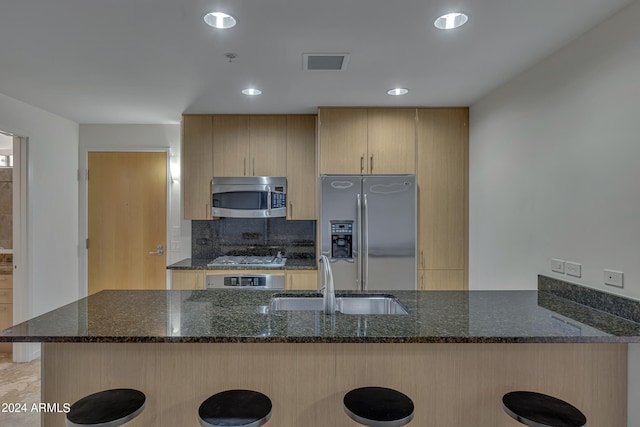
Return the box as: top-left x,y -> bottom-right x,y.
253,158 -> 255,176
289,201 -> 293,218
370,154 -> 374,173
360,155 -> 365,174
149,244 -> 164,255
244,158 -> 247,176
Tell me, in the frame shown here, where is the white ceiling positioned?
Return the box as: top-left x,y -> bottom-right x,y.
0,0 -> 635,124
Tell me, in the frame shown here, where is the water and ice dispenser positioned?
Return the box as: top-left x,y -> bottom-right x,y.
330,221 -> 353,260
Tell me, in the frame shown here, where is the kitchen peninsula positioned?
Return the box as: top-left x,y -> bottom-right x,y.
2,277 -> 639,426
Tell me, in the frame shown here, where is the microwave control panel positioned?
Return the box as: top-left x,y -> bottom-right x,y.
271,191 -> 286,209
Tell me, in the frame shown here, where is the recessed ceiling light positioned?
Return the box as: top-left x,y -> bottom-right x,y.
434,12 -> 468,30
242,88 -> 262,96
203,12 -> 237,29
387,88 -> 409,96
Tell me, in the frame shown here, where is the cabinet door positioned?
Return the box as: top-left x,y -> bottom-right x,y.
318,108 -> 368,174
286,270 -> 319,290
286,115 -> 317,220
171,270 -> 205,290
367,108 -> 416,174
417,108 -> 468,286
183,115 -> 213,220
213,116 -> 250,176
250,116 -> 287,176
419,270 -> 465,290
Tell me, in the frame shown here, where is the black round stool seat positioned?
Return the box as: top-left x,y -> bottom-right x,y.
65,388 -> 145,427
502,391 -> 587,427
343,386 -> 414,427
198,389 -> 272,427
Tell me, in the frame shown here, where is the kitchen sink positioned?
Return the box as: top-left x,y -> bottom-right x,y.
269,295 -> 409,315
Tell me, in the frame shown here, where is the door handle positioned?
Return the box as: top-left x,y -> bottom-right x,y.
370,154 -> 373,173
149,244 -> 164,255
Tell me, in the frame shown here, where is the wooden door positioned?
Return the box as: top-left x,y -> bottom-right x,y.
250,116 -> 287,176
286,115 -> 316,220
213,116 -> 250,176
417,108 -> 468,290
367,108 -> 416,174
318,108 -> 368,174
182,115 -> 213,220
88,152 -> 167,295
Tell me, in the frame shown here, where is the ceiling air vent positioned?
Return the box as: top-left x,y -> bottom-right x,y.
303,53 -> 350,71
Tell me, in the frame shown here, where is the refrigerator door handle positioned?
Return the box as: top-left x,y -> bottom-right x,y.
357,194 -> 363,291
363,193 -> 369,291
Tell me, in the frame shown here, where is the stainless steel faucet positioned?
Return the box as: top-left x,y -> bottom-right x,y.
319,255 -> 335,315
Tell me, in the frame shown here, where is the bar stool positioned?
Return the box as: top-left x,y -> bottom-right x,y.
198,389 -> 272,427
502,391 -> 587,427
343,386 -> 414,427
65,388 -> 145,427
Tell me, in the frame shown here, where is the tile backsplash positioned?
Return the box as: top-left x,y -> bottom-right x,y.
192,218 -> 315,260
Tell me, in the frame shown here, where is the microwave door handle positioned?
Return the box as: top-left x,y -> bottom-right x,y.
267,187 -> 272,216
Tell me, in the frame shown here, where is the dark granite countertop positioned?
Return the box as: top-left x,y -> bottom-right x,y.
167,258 -> 316,271
2,289 -> 640,344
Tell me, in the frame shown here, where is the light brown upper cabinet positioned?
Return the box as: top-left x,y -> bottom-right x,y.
212,115 -> 286,177
286,115 -> 317,220
318,108 -> 368,174
416,108 -> 469,290
182,115 -> 213,220
367,108 -> 416,174
318,107 -> 416,175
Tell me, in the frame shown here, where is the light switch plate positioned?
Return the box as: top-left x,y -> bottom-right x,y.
565,262 -> 581,277
551,258 -> 565,274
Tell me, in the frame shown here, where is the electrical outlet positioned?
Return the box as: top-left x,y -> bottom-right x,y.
565,262 -> 582,278
604,270 -> 624,288
551,258 -> 565,274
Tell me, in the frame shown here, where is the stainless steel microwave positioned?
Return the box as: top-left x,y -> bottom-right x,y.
211,176 -> 287,218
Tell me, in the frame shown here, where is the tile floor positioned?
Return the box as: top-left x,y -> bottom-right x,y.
0,353 -> 41,427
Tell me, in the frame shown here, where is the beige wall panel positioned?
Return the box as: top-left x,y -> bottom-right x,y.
286,115 -> 317,220
213,116 -> 250,176
367,108 -> 416,174
318,108 -> 368,175
43,342 -> 626,427
182,115 -> 213,220
249,116 -> 287,176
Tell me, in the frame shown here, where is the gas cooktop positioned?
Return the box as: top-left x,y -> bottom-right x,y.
207,255 -> 287,268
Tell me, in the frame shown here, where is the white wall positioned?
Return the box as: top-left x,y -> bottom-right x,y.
469,3 -> 640,426
469,0 -> 640,297
78,124 -> 187,290
0,93 -> 79,318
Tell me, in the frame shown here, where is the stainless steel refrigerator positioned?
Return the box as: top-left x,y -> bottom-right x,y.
320,174 -> 416,291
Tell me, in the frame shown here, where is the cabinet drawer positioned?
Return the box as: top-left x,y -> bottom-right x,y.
0,274 -> 13,288
0,303 -> 12,329
0,288 -> 12,303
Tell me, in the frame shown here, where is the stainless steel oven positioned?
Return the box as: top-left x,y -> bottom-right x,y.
211,176 -> 286,218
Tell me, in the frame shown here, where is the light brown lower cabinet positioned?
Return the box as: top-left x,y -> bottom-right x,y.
418,269 -> 466,291
285,270 -> 318,290
171,270 -> 205,290
0,273 -> 13,353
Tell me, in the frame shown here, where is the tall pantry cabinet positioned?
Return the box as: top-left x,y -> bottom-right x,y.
417,108 -> 469,290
